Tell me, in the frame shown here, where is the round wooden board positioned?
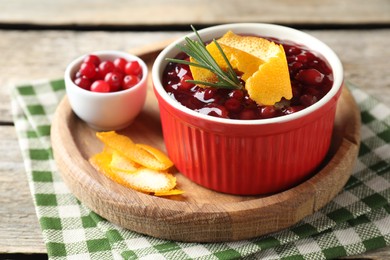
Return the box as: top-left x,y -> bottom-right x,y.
51,42 -> 361,242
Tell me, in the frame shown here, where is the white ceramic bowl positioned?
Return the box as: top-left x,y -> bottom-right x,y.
65,50 -> 148,131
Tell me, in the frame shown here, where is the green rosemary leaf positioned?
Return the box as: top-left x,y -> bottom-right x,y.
213,39 -> 241,86
165,58 -> 209,70
185,80 -> 238,89
165,26 -> 242,90
191,25 -> 206,47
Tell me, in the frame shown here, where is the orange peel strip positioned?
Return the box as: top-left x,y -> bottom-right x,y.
96,131 -> 172,171
218,30 -> 280,61
154,189 -> 185,196
190,42 -> 263,84
110,150 -> 139,173
190,30 -> 292,106
219,31 -> 292,105
136,143 -> 173,170
90,152 -> 177,194
246,45 -> 292,105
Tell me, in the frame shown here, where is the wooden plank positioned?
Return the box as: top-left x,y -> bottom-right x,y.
1,29 -> 389,123
0,126 -> 46,253
0,0 -> 389,27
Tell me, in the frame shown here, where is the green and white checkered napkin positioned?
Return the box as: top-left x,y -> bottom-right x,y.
11,80 -> 390,260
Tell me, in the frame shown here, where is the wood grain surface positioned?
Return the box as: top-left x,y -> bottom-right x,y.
50,44 -> 360,242
1,0 -> 389,26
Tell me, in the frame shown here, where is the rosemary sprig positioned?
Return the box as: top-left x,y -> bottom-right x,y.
166,25 -> 242,90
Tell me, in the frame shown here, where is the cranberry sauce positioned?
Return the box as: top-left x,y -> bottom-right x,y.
162,37 -> 333,120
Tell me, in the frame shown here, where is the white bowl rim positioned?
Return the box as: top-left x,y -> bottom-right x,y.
65,50 -> 148,97
152,23 -> 344,126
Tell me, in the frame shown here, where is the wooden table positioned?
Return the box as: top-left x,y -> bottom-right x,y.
1,0 -> 389,259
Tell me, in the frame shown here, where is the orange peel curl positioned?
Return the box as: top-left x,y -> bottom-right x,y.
90,131 -> 182,196
189,31 -> 292,106
96,131 -> 173,171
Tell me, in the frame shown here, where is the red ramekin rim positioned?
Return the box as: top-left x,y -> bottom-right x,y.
152,23 -> 344,126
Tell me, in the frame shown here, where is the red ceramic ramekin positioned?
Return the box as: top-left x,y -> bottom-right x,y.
152,23 -> 343,195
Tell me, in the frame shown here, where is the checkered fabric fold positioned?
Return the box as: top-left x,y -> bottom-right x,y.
11,80 -> 390,260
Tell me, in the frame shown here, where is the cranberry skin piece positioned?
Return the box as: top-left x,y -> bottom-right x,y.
79,62 -> 97,79
304,87 -> 320,96
284,106 -> 304,115
243,96 -> 257,109
90,80 -> 110,93
203,88 -> 217,101
74,77 -> 92,90
224,98 -> 242,112
125,61 -> 142,76
122,75 -> 140,90
295,54 -> 308,63
176,64 -> 190,78
285,45 -> 301,56
260,106 -> 277,119
185,96 -> 204,110
205,104 -> 229,118
113,58 -> 127,73
229,89 -> 244,100
179,75 -> 194,90
83,55 -> 101,67
289,62 -> 303,76
104,72 -> 123,92
299,94 -> 318,107
295,69 -> 325,86
239,109 -> 257,120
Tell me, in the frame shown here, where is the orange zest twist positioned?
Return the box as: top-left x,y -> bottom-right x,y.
190,31 -> 292,106
90,131 -> 183,196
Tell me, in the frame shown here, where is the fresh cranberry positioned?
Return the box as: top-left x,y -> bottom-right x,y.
113,58 -> 127,73
90,80 -> 110,93
99,61 -> 115,76
104,72 -> 123,92
125,61 -> 142,76
83,55 -> 101,67
74,77 -> 91,90
122,75 -> 140,90
79,62 -> 97,79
